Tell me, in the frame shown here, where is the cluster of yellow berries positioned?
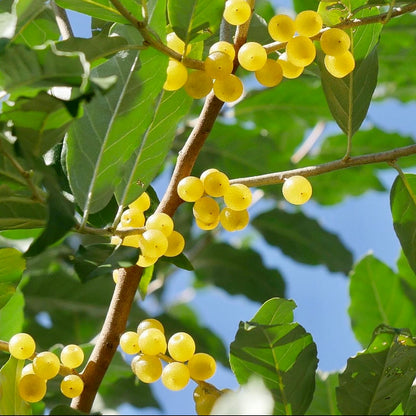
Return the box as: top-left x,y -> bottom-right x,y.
6,333 -> 85,403
120,318 -> 216,392
163,4 -> 355,102
177,169 -> 252,232
111,191 -> 185,268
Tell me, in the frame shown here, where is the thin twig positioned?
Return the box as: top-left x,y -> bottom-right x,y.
51,2 -> 74,40
230,144 -> 416,187
291,121 -> 326,164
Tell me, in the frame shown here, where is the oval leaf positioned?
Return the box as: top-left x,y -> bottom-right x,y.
0,247 -> 25,309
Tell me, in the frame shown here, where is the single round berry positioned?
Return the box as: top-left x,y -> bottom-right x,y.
209,41 -> 236,60
255,59 -> 283,87
268,14 -> 296,42
122,233 -> 141,248
201,170 -> 230,197
220,207 -> 249,231
223,183 -> 252,211
205,52 -> 233,80
286,36 -> 316,67
163,59 -> 188,91
137,254 -> 158,267
138,328 -> 167,355
139,229 -> 168,258
184,70 -> 213,99
129,192 -> 151,212
200,168 -> 219,182
324,51 -> 355,78
120,331 -> 141,355
223,0 -> 251,26
60,374 -> 84,399
161,362 -> 190,391
60,344 -> 84,369
121,208 -> 145,228
9,333 -> 36,360
167,32 -> 191,55
188,352 -> 216,380
320,28 -> 351,56
131,354 -> 163,383
213,74 -> 244,102
111,235 -> 122,246
165,230 -> 185,257
238,42 -> 267,71
294,10 -> 323,37
177,176 -> 205,202
18,374 -> 46,403
278,53 -> 304,79
33,351 -> 60,380
282,175 -> 312,205
168,332 -> 196,362
195,217 -> 220,231
146,212 -> 174,237
193,196 -> 220,224
137,318 -> 165,337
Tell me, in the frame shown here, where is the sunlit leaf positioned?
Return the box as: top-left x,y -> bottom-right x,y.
0,247 -> 25,309
0,290 -> 24,340
336,325 -> 416,415
230,298 -> 318,415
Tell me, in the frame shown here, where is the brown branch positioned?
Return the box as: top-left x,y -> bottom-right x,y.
71,265 -> 143,413
230,144 -> 416,187
51,2 -> 74,40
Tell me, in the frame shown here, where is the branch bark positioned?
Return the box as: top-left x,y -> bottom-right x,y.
51,2 -> 74,40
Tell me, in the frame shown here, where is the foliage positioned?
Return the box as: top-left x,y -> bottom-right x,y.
0,0 -> 416,415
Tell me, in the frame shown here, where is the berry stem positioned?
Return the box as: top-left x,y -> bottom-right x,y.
71,265 -> 143,413
229,144 -> 416,187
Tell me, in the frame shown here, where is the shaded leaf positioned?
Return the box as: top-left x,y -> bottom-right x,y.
390,173 -> 416,275
336,325 -> 416,415
0,357 -> 31,415
0,290 -> 24,340
306,371 -> 340,415
73,243 -> 140,282
0,196 -> 46,230
318,46 -> 378,137
0,247 -> 25,309
252,208 -> 353,274
349,254 -> 416,347
193,242 -> 285,303
160,252 -> 194,271
230,298 -> 318,415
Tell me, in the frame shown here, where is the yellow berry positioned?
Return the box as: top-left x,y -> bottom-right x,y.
131,354 -> 163,383
188,352 -> 216,380
177,176 -> 205,202
163,59 -> 188,91
138,328 -> 167,355
193,196 -> 220,224
168,332 -> 196,362
324,51 -> 355,78
139,229 -> 168,258
195,217 -> 220,231
320,28 -> 351,56
184,70 -> 213,99
205,51 -> 233,80
255,58 -> 283,87
111,235 -> 122,245
282,175 -> 312,205
137,318 -> 165,337
21,363 -> 35,377
223,183 -> 252,211
278,53 -> 304,79
60,374 -> 84,399
9,333 -> 36,360
112,269 -> 120,284
161,362 -> 190,391
286,35 -> 316,67
146,212 -> 174,237
18,374 -> 46,403
120,331 -> 141,355
213,74 -> 244,102
60,344 -> 84,369
223,0 -> 251,26
238,42 -> 267,71
33,351 -> 60,380
209,41 -> 236,60
120,208 -> 145,228
165,230 -> 185,257
220,207 -> 249,231
129,192 -> 151,212
201,169 -> 230,197
167,32 -> 191,55
294,10 -> 323,37
121,233 -> 141,248
137,254 -> 158,267
268,14 -> 296,42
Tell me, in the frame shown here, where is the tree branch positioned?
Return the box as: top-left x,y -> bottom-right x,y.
229,144 -> 416,187
51,2 -> 74,40
71,265 -> 143,413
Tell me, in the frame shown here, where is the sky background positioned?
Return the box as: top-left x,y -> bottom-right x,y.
65,8 -> 416,416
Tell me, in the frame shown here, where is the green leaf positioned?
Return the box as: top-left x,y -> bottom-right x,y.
349,254 -> 416,347
306,371 -> 340,415
318,46 -> 378,137
0,196 -> 46,230
0,356 -> 31,415
138,263 -> 154,300
12,0 -> 60,47
0,247 -> 25,309
160,252 -> 194,271
230,298 -> 318,415
390,174 -> 416,275
252,208 -> 353,274
65,48 -> 168,216
192,242 -> 285,303
0,290 -> 24,340
55,0 -> 141,24
336,325 -> 416,415
167,0 -> 223,42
